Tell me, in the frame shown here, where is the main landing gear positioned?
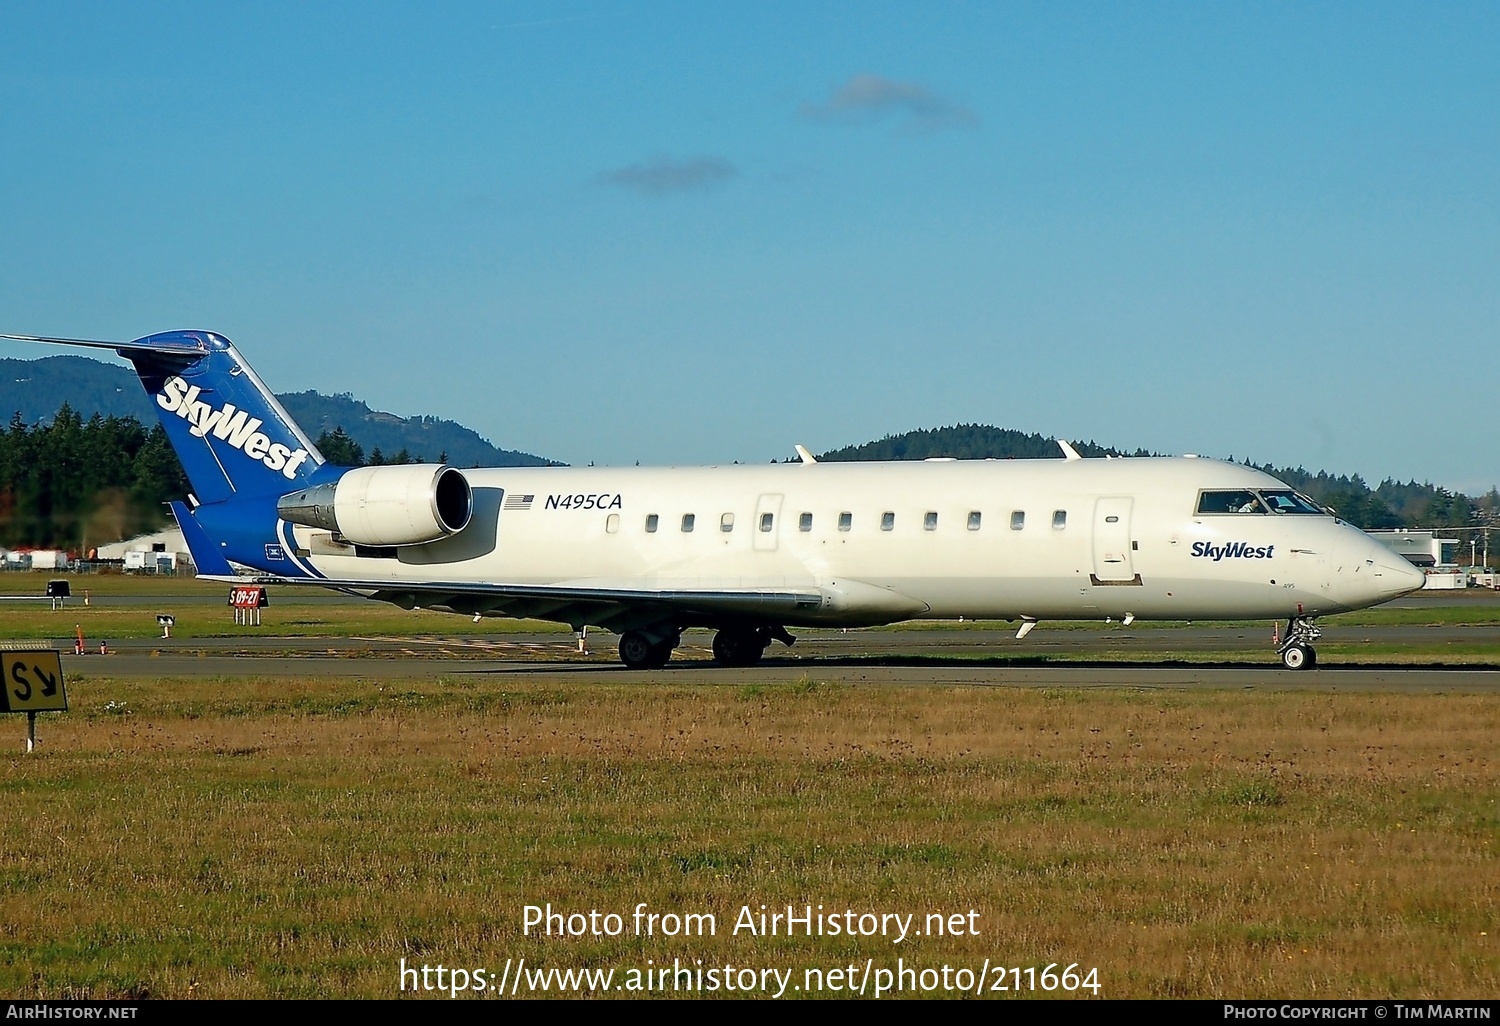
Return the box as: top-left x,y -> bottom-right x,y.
618,629 -> 678,670
616,625 -> 796,669
712,626 -> 796,668
1278,616 -> 1322,671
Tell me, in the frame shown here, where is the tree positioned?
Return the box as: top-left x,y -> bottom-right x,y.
819,424 -> 1128,462
315,427 -> 365,466
131,425 -> 189,508
0,411 -> 190,548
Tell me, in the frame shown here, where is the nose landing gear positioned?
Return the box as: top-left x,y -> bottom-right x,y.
1278,617 -> 1321,670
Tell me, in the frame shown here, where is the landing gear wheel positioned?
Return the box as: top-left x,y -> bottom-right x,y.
647,638 -> 675,668
619,631 -> 671,670
1281,643 -> 1313,671
712,628 -> 767,667
1278,616 -> 1323,671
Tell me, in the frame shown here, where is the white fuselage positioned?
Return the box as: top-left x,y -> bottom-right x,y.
284,456 -> 1424,628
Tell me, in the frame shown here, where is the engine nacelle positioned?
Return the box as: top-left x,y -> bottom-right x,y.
276,465 -> 473,546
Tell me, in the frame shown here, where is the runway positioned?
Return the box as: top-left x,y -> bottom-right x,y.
51,623 -> 1500,691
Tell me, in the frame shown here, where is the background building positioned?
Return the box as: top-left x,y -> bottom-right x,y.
96,527 -> 189,573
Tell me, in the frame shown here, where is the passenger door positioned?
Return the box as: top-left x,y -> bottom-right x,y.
1092,497 -> 1136,582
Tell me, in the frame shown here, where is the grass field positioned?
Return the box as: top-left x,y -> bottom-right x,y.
1,573 -> 1496,999
1,674 -> 1496,999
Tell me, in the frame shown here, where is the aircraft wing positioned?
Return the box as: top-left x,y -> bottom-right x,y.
205,573 -> 826,634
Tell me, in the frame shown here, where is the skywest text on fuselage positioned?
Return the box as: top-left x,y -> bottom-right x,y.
1192,541 -> 1276,561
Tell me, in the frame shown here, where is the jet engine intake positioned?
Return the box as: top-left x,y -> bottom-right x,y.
277,465 -> 472,546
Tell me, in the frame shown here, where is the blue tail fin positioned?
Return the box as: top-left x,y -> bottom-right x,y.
114,331 -> 323,505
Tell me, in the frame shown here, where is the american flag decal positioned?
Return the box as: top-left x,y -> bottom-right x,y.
503,493 -> 534,511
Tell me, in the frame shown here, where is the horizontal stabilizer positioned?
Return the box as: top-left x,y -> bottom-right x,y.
0,332 -> 213,357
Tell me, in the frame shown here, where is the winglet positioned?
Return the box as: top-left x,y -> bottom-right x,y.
794,445 -> 818,465
1057,439 -> 1082,461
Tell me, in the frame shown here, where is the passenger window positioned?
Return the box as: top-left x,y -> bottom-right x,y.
799,512 -> 813,532
759,512 -> 773,532
645,514 -> 658,533
967,511 -> 982,531
1011,511 -> 1025,531
606,514 -> 619,534
681,514 -> 695,533
838,512 -> 852,532
1196,490 -> 1266,515
924,511 -> 938,531
721,513 -> 735,532
1052,510 -> 1067,529
881,511 -> 895,531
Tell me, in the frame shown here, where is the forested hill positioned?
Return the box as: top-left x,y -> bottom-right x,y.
275,391 -> 554,469
818,425 -> 1141,462
0,356 -> 154,423
819,424 -> 1498,531
0,355 -> 554,469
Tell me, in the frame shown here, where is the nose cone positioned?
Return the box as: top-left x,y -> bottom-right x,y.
1372,556 -> 1427,601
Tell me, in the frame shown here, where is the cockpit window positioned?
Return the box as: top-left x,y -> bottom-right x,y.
1259,490 -> 1325,515
1196,490 -> 1266,515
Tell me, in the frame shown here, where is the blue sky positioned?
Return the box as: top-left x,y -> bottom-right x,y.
2,2 -> 1496,491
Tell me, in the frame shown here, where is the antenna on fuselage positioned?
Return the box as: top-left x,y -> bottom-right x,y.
1057,439 -> 1082,461
794,445 -> 818,465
